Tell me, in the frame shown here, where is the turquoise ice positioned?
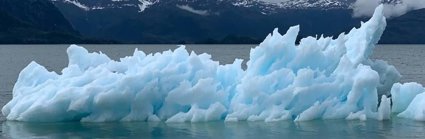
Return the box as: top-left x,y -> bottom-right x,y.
2,5 -> 407,122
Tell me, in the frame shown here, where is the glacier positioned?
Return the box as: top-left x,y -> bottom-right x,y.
1,5 -> 408,122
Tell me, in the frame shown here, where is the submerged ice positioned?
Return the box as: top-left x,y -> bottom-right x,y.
2,5 -> 406,122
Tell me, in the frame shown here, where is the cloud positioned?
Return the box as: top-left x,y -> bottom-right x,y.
176,5 -> 209,16
352,0 -> 425,18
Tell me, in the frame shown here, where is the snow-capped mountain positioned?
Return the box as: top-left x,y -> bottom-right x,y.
51,0 -> 355,14
1,0 -> 423,44
47,0 -> 425,44
232,0 -> 354,9
49,0 -> 360,43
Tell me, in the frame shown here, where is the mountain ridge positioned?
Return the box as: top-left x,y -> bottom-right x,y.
0,0 -> 423,44
50,0 -> 425,44
0,0 -> 119,44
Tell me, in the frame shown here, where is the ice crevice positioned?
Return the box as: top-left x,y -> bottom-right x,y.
4,5 -> 419,122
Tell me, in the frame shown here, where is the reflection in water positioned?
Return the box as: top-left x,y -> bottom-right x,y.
2,118 -> 425,139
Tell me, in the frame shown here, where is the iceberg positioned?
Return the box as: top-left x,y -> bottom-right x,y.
2,5 -> 401,122
391,83 -> 425,121
391,82 -> 424,113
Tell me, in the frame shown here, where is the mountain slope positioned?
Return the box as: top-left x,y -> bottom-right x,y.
51,0 -> 361,43
382,9 -> 425,44
0,0 -> 86,43
51,0 -> 355,12
46,0 -> 425,44
0,0 -> 77,33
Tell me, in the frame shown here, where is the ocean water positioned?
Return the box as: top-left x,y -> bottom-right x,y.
0,44 -> 424,139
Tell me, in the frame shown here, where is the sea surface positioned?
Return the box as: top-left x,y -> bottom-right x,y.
0,44 -> 425,139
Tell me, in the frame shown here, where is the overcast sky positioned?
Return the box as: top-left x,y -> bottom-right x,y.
352,0 -> 425,18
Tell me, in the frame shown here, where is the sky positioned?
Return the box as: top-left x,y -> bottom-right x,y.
352,0 -> 425,18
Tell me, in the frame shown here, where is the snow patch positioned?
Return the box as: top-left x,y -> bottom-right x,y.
64,0 -> 90,11
176,5 -> 209,16
138,0 -> 157,12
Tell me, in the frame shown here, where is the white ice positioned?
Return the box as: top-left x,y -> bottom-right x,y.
2,5 -> 401,122
391,82 -> 424,113
391,82 -> 425,121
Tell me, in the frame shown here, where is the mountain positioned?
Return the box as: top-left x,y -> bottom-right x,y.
1,0 -> 423,44
0,0 -> 93,43
381,8 -> 425,44
0,0 -> 77,32
48,0 -> 425,44
50,0 -> 355,12
49,0 -> 358,43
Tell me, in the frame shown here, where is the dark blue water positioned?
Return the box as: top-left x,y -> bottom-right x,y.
0,44 -> 425,139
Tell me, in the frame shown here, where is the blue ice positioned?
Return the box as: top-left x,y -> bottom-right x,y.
3,5 -> 409,122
